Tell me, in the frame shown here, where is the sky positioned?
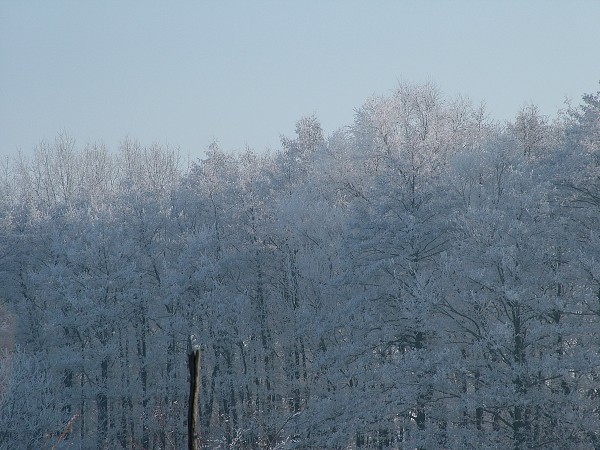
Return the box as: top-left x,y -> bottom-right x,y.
1,1 -> 599,160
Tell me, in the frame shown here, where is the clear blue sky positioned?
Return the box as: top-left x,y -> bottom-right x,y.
1,1 -> 599,159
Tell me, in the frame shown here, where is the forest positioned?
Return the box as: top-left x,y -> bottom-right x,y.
1,82 -> 600,449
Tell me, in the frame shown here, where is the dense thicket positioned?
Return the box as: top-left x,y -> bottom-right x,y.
1,83 -> 600,449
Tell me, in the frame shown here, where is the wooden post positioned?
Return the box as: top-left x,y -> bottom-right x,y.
188,335 -> 201,450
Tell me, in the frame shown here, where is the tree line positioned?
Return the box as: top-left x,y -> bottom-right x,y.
1,82 -> 600,449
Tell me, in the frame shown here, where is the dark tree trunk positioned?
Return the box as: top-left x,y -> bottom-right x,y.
188,336 -> 201,450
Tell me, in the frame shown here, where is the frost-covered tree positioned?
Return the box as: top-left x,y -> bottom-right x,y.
438,133 -> 596,448
508,103 -> 551,157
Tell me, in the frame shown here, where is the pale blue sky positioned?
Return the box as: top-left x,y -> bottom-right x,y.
1,1 -> 599,159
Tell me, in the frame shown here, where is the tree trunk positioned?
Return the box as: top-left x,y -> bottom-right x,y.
188,336 -> 201,450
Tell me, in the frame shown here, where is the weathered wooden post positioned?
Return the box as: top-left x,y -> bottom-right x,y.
188,335 -> 201,450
